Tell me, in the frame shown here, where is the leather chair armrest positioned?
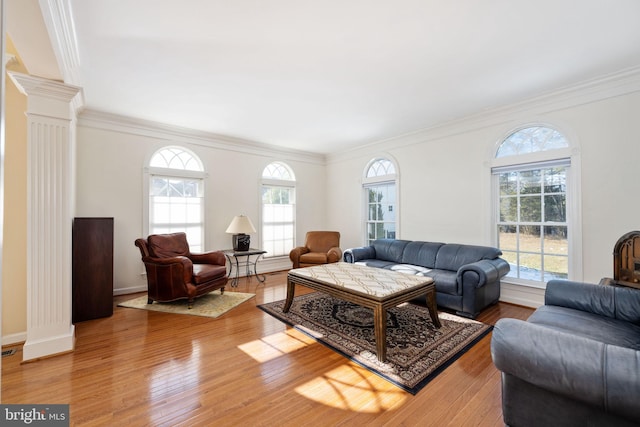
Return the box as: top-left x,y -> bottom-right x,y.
492,318 -> 640,422
143,256 -> 193,288
289,246 -> 310,268
343,246 -> 375,263
327,247 -> 342,263
546,280 -> 640,323
189,251 -> 226,266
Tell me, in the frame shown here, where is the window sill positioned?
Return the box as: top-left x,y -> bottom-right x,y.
501,278 -> 547,290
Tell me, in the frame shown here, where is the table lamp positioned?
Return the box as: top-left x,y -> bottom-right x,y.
225,215 -> 256,251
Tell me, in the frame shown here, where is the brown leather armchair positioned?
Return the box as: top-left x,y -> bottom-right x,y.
135,232 -> 228,308
289,231 -> 342,268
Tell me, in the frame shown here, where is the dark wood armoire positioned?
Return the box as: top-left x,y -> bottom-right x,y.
72,217 -> 114,323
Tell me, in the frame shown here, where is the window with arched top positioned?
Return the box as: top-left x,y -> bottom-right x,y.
261,162 -> 296,257
147,146 -> 206,251
496,126 -> 569,158
363,157 -> 398,245
492,125 -> 580,285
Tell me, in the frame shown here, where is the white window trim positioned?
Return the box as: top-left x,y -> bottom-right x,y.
490,124 -> 583,289
362,156 -> 400,244
143,146 -> 207,247
260,162 -> 296,259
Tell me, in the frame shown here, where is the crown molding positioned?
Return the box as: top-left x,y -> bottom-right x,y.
77,109 -> 326,165
327,65 -> 640,163
38,0 -> 82,85
8,71 -> 84,118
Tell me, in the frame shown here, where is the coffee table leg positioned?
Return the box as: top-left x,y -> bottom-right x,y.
283,278 -> 296,313
373,306 -> 387,362
426,290 -> 441,328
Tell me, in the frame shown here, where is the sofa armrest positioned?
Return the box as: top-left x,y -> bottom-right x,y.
327,247 -> 342,263
343,246 -> 375,263
492,318 -> 640,422
456,258 -> 510,288
545,280 -> 640,323
189,251 -> 226,266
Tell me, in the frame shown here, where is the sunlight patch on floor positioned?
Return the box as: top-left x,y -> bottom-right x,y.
238,328 -> 316,363
295,364 -> 408,412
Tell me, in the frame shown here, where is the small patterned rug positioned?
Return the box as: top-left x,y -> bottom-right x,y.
258,292 -> 491,394
118,290 -> 255,318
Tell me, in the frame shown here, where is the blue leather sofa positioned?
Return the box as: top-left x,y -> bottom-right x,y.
343,239 -> 510,318
491,279 -> 640,427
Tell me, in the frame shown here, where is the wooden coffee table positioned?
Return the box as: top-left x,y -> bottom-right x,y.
284,263 -> 441,362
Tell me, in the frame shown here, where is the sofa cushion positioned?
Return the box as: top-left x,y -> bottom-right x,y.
434,244 -> 502,271
354,259 -> 397,269
528,305 -> 640,350
389,264 -> 431,275
401,241 -> 444,269
300,252 -> 328,264
423,269 -> 459,296
192,264 -> 227,285
371,239 -> 410,263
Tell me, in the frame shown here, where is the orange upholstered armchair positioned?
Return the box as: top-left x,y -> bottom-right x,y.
135,232 -> 228,308
289,231 -> 342,268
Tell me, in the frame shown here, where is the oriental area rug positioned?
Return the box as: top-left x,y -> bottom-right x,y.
118,290 -> 254,319
258,292 -> 491,394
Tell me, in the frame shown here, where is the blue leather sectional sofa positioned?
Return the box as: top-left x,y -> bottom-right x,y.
343,239 -> 510,318
491,279 -> 640,426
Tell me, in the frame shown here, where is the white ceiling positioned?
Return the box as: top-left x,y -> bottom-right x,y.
9,0 -> 640,154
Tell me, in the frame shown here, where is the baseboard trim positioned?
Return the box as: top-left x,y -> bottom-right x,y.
22,325 -> 76,362
2,332 -> 27,346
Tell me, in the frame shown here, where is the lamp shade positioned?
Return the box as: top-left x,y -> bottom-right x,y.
225,215 -> 256,234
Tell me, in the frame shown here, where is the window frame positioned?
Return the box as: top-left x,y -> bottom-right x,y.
261,162 -> 296,259
490,124 -> 582,288
144,146 -> 207,252
363,157 -> 399,246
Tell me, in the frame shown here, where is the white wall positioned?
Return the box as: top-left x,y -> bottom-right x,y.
75,115 -> 326,294
74,71 -> 640,308
326,75 -> 640,307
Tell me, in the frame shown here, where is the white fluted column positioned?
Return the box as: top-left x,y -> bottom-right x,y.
8,72 -> 83,361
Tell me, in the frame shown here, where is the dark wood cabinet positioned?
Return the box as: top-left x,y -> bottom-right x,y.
72,217 -> 114,323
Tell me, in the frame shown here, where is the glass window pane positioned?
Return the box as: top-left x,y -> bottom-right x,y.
499,172 -> 518,196
544,194 -> 566,222
500,197 -> 518,222
520,196 -> 541,222
498,225 -> 517,251
543,255 -> 568,280
496,126 -> 568,158
544,168 -> 566,193
520,170 -> 541,195
520,225 -> 541,252
519,253 -> 543,280
543,226 -> 567,254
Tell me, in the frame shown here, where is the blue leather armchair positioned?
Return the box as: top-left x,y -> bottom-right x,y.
491,279 -> 640,427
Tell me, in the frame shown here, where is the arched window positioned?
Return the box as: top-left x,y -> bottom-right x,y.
492,125 -> 579,285
261,162 -> 296,257
363,157 -> 398,245
147,146 -> 206,251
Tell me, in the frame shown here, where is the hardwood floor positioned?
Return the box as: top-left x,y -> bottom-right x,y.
2,272 -> 533,426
